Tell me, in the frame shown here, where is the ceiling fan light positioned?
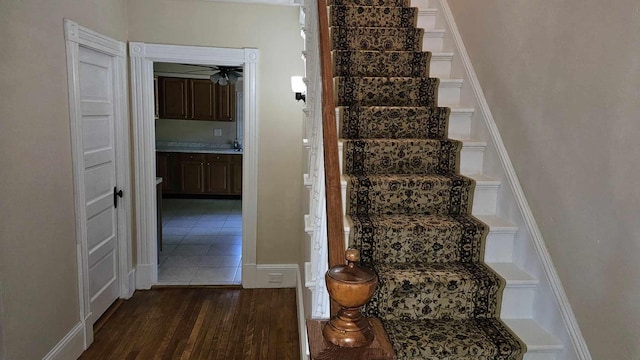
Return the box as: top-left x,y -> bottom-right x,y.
228,73 -> 239,84
218,76 -> 228,86
211,73 -> 221,83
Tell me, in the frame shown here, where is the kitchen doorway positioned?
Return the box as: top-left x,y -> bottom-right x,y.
129,43 -> 259,289
154,62 -> 244,285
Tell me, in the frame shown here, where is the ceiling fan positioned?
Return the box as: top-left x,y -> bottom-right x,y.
183,64 -> 243,86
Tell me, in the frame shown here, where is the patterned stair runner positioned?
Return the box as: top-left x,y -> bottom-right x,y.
329,1 -> 527,358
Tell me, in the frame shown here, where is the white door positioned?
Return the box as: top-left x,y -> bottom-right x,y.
78,46 -> 120,325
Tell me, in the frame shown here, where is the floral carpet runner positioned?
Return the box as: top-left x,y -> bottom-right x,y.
329,0 -> 527,358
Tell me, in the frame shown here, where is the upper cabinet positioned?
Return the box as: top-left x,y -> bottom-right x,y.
157,76 -> 235,122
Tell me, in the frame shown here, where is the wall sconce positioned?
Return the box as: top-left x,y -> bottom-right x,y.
291,76 -> 306,102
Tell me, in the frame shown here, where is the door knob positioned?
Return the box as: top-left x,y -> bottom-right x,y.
113,187 -> 124,208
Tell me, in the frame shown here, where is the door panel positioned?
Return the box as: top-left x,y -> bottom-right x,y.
79,46 -> 119,325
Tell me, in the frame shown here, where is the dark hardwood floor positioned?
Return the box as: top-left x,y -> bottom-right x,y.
80,287 -> 300,359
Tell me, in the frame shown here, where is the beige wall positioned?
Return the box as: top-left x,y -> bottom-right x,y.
447,1 -> 640,358
128,0 -> 305,264
0,0 -> 127,358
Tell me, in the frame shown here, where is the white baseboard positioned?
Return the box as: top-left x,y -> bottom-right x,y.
127,269 -> 136,298
42,322 -> 85,360
296,267 -> 310,360
135,264 -> 154,290
242,263 -> 299,288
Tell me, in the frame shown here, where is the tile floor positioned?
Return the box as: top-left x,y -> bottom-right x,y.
158,198 -> 242,285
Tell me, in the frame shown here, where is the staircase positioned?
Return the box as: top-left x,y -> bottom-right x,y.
300,0 -> 590,359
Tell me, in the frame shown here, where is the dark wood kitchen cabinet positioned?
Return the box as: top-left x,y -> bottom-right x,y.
205,154 -> 229,194
180,153 -> 206,194
157,76 -> 235,121
214,83 -> 235,121
156,152 -> 242,196
158,77 -> 189,119
230,156 -> 242,195
156,152 -> 178,193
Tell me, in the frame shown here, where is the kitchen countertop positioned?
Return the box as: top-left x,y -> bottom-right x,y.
156,141 -> 243,155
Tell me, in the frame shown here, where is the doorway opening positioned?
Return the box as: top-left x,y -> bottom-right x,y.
129,43 -> 259,289
153,62 -> 244,285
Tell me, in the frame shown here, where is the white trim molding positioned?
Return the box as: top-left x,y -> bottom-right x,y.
128,42 -> 259,289
41,323 -> 84,360
64,18 -> 132,351
438,1 -> 592,359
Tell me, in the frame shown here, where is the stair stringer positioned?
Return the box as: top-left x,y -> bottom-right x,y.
424,1 -> 593,359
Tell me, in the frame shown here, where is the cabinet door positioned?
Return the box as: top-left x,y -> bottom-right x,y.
205,154 -> 229,194
156,152 -> 177,193
230,156 -> 242,195
180,154 -> 205,194
159,77 -> 189,119
190,79 -> 215,121
214,83 -> 235,121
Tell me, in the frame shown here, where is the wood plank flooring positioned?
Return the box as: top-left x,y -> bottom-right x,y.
80,287 -> 300,360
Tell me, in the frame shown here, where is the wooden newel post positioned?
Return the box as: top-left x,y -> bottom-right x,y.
323,249 -> 378,347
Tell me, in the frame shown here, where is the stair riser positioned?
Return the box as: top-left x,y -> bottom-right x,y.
337,141 -> 484,176
472,183 -> 499,216
437,81 -> 462,106
460,145 -> 484,175
429,53 -> 453,78
524,352 -> 558,360
341,178 -> 492,216
341,220 -> 516,264
500,286 -> 535,319
417,9 -> 437,30
330,6 -> 418,28
410,0 -> 431,8
448,109 -> 473,139
423,31 -> 444,52
484,231 -> 516,263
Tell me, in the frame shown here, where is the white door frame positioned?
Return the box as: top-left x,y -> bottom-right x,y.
64,19 -> 133,347
128,42 -> 260,288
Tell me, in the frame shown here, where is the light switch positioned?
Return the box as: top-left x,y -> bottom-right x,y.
214,129 -> 222,136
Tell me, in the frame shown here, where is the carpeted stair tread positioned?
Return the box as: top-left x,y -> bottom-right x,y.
339,106 -> 450,139
369,261 -> 504,320
330,0 -> 410,7
382,318 -> 527,360
332,50 -> 430,77
331,27 -> 423,51
335,76 -> 439,107
350,214 -> 487,264
347,173 -> 474,216
329,6 -> 418,28
343,138 -> 461,175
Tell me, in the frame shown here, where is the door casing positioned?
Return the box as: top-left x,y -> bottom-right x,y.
129,42 -> 259,288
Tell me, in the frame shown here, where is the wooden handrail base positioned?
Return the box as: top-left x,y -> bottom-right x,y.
307,318 -> 396,360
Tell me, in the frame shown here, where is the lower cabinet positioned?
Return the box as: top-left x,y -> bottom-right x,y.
157,151 -> 241,196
